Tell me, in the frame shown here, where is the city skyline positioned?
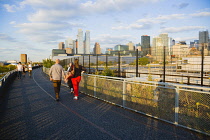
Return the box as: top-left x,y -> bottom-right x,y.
0,0 -> 210,62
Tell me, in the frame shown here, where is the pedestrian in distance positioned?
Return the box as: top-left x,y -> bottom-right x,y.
28,62 -> 33,78
65,62 -> 74,94
71,59 -> 85,100
16,62 -> 23,79
22,64 -> 26,77
49,59 -> 65,101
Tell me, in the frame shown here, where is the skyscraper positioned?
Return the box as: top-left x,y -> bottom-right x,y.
151,33 -> 170,62
77,29 -> 84,54
93,42 -> 101,54
199,30 -> 209,52
141,35 -> 150,56
58,42 -> 64,50
85,30 -> 90,54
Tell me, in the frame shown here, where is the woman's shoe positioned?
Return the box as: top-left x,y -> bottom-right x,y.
73,96 -> 78,100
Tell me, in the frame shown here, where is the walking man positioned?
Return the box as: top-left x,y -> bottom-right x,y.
28,62 -> 32,78
16,62 -> 23,79
49,59 -> 65,101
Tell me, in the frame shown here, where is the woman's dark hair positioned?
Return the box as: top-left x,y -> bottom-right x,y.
74,59 -> 79,68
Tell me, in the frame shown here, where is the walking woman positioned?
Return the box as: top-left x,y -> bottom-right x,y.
71,59 -> 85,100
65,62 -> 74,93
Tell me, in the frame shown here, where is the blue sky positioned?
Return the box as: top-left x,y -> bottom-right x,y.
0,0 -> 210,62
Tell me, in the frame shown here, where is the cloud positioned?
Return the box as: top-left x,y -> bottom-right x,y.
112,23 -> 151,30
92,34 -> 132,45
13,22 -> 84,43
0,33 -> 18,42
15,22 -> 69,32
4,0 -> 160,22
174,36 -> 197,42
9,21 -> 16,24
137,14 -> 185,23
160,26 -> 205,33
3,4 -> 17,12
28,9 -> 78,22
155,14 -> 185,20
178,3 -> 189,9
112,13 -> 185,31
173,3 -> 189,9
190,12 -> 210,17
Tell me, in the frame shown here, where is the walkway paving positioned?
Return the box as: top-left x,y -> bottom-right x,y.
0,68 -> 209,140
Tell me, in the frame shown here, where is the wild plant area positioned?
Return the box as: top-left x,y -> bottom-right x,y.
0,65 -> 16,79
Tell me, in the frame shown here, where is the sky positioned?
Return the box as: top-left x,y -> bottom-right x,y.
0,0 -> 210,62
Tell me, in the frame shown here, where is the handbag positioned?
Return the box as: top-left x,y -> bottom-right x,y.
66,65 -> 74,80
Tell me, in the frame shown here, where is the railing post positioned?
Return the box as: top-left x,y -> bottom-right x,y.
201,43 -> 204,86
187,76 -> 190,85
175,86 -> 180,125
163,46 -> 166,82
96,54 -> 98,72
83,56 -> 84,67
122,79 -> 126,107
106,54 -> 108,68
136,49 -> 138,77
94,75 -> 96,96
89,55 -> 90,74
118,51 -> 120,77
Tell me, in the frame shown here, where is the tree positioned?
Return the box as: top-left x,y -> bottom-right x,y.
42,59 -> 55,68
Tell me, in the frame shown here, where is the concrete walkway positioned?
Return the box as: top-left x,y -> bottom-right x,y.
0,68 -> 208,140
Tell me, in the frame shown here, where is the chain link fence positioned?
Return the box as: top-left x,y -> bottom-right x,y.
43,66 -> 210,136
79,73 -> 210,136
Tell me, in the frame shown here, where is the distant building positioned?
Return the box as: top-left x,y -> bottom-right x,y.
178,56 -> 210,72
199,30 -> 209,55
106,48 -> 113,51
136,43 -> 141,51
20,54 -> 27,64
58,42 -> 64,50
141,35 -> 150,56
77,29 -> 84,54
93,42 -> 101,54
172,43 -> 189,58
65,48 -> 73,54
52,49 -> 66,57
172,39 -> 175,46
114,45 -> 129,51
85,30 -> 90,54
151,33 -> 170,62
127,41 -> 135,51
65,38 -> 73,49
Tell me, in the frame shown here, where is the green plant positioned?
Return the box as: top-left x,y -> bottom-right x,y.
138,57 -> 149,65
101,67 -> 115,76
42,59 -> 55,68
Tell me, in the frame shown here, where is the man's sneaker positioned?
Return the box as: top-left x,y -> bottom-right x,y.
56,93 -> 59,101
73,96 -> 78,100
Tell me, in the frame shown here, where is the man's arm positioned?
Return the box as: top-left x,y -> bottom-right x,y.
49,66 -> 53,81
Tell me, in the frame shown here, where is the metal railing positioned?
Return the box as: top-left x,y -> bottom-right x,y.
0,66 -> 42,93
59,53 -> 210,87
79,73 -> 210,136
43,67 -> 210,136
0,70 -> 17,93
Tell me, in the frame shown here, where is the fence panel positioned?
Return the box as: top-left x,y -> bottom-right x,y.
178,89 -> 210,134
